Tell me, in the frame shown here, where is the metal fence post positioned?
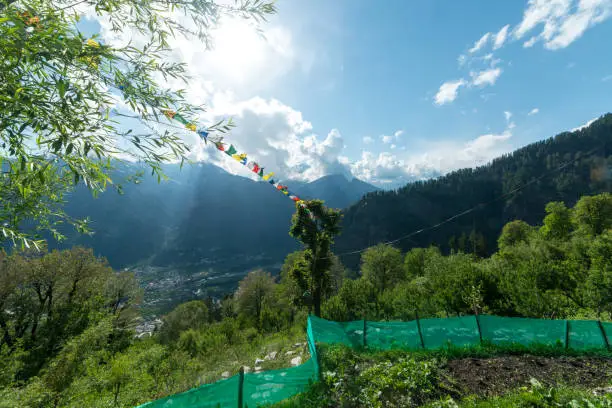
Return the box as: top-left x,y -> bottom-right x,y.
565,320 -> 570,350
598,320 -> 610,350
415,309 -> 425,349
475,313 -> 483,344
238,366 -> 244,408
363,317 -> 367,348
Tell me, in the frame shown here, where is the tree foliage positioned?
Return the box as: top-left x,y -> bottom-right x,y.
0,0 -> 276,248
234,269 -> 275,328
361,244 -> 404,293
289,200 -> 342,317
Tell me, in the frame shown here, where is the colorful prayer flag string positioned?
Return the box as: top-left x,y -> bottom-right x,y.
161,109 -> 314,218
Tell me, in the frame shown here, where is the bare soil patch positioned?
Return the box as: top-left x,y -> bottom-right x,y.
445,356 -> 612,397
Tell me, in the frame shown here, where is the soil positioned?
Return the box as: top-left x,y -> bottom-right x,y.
444,356 -> 612,397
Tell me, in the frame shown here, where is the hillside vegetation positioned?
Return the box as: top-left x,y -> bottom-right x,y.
337,114 -> 612,269
1,192 -> 610,407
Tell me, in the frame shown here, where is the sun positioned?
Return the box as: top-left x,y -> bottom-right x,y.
206,18 -> 267,84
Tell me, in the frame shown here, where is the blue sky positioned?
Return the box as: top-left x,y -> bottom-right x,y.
85,0 -> 612,187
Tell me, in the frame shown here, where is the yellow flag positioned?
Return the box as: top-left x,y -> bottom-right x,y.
185,123 -> 196,131
86,38 -> 100,48
232,153 -> 247,164
262,172 -> 275,181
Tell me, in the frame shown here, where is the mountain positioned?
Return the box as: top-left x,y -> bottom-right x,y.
336,114 -> 612,269
52,165 -> 377,313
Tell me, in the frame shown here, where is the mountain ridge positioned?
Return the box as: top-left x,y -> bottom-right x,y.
336,113 -> 612,268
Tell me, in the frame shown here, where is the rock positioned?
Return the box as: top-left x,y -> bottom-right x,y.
255,358 -> 265,365
243,366 -> 251,373
593,387 -> 612,396
254,366 -> 263,373
290,356 -> 302,366
285,350 -> 295,356
221,371 -> 231,378
265,351 -> 278,360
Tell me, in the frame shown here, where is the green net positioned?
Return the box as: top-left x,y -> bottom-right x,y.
419,316 -> 480,348
137,375 -> 239,408
137,315 -> 611,407
308,315 -> 364,347
243,359 -> 316,407
306,316 -> 320,377
568,320 -> 607,350
366,320 -> 422,349
479,315 -> 566,347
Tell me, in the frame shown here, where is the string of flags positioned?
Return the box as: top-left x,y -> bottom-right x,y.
162,109 -> 315,219
13,18 -> 315,220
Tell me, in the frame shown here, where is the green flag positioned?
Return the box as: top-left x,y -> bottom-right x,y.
173,113 -> 189,125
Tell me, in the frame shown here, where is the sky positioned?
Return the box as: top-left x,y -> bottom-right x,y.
83,0 -> 612,188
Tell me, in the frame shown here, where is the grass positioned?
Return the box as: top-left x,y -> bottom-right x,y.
423,382 -> 612,407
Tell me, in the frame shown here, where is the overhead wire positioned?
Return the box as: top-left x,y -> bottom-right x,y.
330,143 -> 605,259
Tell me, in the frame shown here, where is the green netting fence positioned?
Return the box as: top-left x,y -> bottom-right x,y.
136,315 -> 611,407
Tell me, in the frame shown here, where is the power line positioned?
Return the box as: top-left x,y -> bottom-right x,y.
331,144 -> 605,259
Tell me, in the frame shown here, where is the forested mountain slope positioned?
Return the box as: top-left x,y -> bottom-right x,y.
336,114 -> 612,267
54,164 -> 377,269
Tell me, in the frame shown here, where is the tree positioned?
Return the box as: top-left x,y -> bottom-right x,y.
361,244 -> 404,293
498,220 -> 532,250
279,251 -> 306,308
0,247 -> 133,380
572,193 -> 612,236
289,200 -> 342,317
585,230 -> 612,317
158,300 -> 209,344
234,269 -> 275,327
0,0 -> 276,248
404,247 -> 440,280
540,201 -> 572,240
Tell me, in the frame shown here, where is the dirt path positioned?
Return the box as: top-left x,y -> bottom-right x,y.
445,356 -> 612,397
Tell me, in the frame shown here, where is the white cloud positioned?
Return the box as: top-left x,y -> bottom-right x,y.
470,68 -> 503,87
523,36 -> 539,47
394,130 -> 404,139
513,0 -> 612,50
469,32 -> 491,53
390,144 -> 397,149
602,74 -> 612,82
504,111 -> 516,129
381,135 -> 394,144
363,136 -> 374,144
493,25 -> 511,49
434,79 -> 467,105
528,108 -> 540,115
